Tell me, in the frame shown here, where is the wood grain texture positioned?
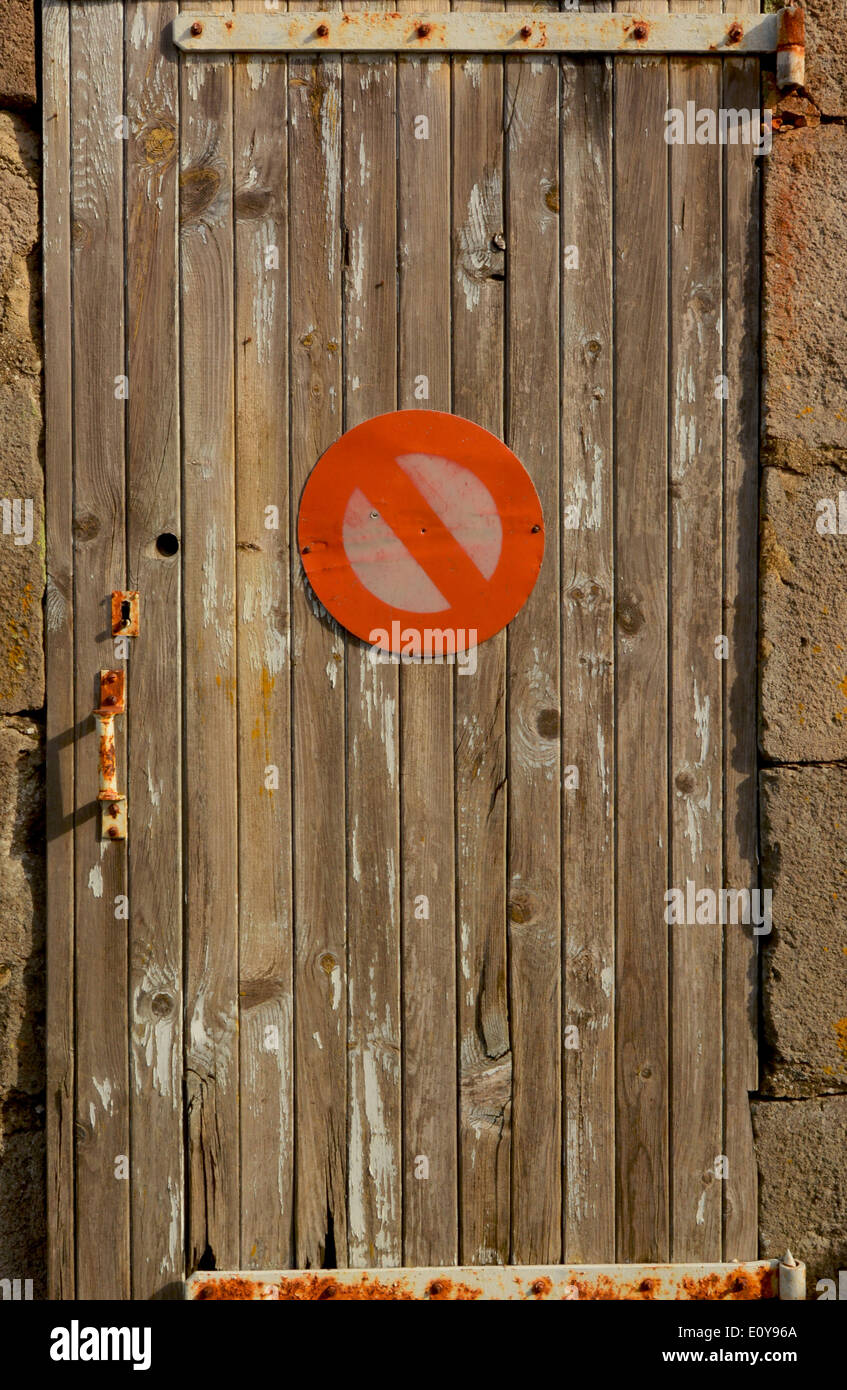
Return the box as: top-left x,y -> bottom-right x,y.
288,3 -> 348,1268
396,8 -> 457,1266
70,0 -> 130,1300
452,2 -> 510,1266
613,0 -> 670,1265
560,15 -> 615,1263
233,0 -> 294,1272
506,34 -> 562,1265
125,0 -> 184,1298
180,0 -> 240,1274
43,0 -> 75,1301
342,9 -> 402,1266
43,0 -> 767,1280
722,0 -> 760,1262
668,0 -> 724,1263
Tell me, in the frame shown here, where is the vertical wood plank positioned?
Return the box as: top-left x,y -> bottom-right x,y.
506,36 -> 562,1265
125,0 -> 184,1297
668,6 -> 724,1261
233,0 -> 294,1271
288,0 -> 348,1269
43,0 -> 75,1300
722,0 -> 760,1262
396,13 -> 457,1265
613,0 -> 670,1264
342,7 -> 402,1267
70,0 -> 130,1300
560,19 -> 616,1263
180,0 -> 240,1274
452,2 -> 510,1266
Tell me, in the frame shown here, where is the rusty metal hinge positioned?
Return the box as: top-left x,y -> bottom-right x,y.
173,8 -> 805,91
185,1255 -> 807,1301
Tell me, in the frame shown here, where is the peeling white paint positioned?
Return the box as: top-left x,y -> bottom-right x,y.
92,1075 -> 114,1115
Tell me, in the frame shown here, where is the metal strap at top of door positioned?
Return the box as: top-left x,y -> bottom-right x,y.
173,5 -> 805,88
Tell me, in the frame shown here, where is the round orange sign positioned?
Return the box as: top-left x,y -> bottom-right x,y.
298,410 -> 544,655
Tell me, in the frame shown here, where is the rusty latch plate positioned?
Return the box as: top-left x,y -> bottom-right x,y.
111,590 -> 139,637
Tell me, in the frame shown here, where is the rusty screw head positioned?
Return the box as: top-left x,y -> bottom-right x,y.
107,826 -> 121,839
316,22 -> 329,37
428,1280 -> 444,1296
727,21 -> 743,43
415,22 -> 432,38
519,24 -> 533,39
632,21 -> 648,40
190,20 -> 203,36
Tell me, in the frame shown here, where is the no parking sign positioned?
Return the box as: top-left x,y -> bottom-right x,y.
298,410 -> 544,655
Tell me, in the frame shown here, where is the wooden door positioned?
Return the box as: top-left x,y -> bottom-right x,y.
44,0 -> 761,1299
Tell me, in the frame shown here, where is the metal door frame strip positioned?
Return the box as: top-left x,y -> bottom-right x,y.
173,6 -> 804,88
186,1257 -> 806,1301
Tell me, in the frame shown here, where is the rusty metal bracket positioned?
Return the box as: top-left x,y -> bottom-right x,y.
111,590 -> 139,638
186,1255 -> 806,1301
95,669 -> 127,841
173,8 -> 804,89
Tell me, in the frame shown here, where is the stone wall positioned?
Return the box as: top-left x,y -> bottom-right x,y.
0,0 -> 45,1299
756,0 -> 847,1296
0,1 -> 845,1299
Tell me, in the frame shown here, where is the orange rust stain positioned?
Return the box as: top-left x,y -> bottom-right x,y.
99,737 -> 116,783
194,1277 -> 257,1300
426,1277 -> 481,1300
679,1268 -> 776,1301
193,1273 -> 485,1300
194,1266 -> 778,1302
777,5 -> 805,51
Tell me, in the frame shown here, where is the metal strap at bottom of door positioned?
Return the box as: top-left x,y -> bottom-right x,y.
185,1257 -> 806,1301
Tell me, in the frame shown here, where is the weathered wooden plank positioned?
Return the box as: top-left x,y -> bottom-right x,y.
125,0 -> 184,1298
70,0 -> 130,1300
43,0 -> 75,1301
342,7 -> 402,1266
613,0 -> 670,1264
288,1 -> 348,1269
452,3 -> 510,1266
180,0 -> 240,1273
722,0 -> 760,1262
396,8 -> 457,1265
560,18 -> 616,1263
668,0 -> 724,1263
173,10 -> 782,55
233,0 -> 294,1272
505,33 -> 561,1265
